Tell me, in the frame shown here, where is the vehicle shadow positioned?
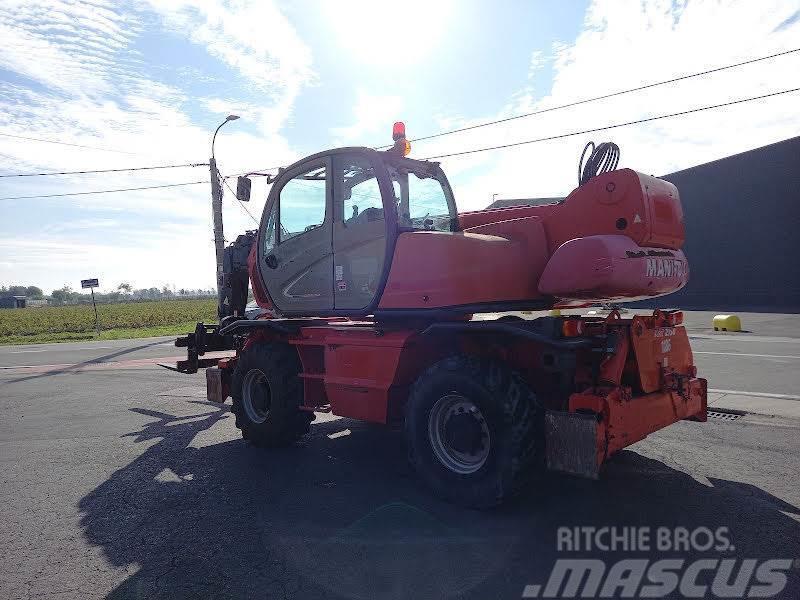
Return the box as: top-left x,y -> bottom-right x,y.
78,405 -> 800,600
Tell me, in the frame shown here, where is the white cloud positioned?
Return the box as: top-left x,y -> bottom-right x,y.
0,0 -> 312,290
420,0 -> 800,211
146,0 -> 314,134
330,89 -> 405,146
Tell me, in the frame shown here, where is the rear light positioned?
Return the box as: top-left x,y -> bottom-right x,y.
562,319 -> 585,337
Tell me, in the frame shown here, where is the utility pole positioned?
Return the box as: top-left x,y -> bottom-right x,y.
209,156 -> 225,306
209,115 -> 240,310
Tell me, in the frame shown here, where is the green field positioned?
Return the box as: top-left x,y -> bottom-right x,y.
0,299 -> 217,345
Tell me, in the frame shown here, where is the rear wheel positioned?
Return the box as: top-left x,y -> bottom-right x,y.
405,355 -> 542,508
231,342 -> 312,447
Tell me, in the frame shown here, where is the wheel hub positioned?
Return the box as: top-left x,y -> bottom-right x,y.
428,394 -> 491,474
242,368 -> 272,424
444,412 -> 485,455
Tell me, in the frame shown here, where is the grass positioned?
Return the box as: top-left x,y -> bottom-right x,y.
0,299 -> 216,345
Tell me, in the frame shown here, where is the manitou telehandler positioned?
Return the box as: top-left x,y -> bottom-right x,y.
164,124 -> 707,508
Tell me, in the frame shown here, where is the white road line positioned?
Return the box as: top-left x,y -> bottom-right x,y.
708,388 -> 800,401
695,351 -> 800,359
690,335 -> 800,344
5,345 -> 117,353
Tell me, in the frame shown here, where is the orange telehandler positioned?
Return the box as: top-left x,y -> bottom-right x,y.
164,126 -> 707,508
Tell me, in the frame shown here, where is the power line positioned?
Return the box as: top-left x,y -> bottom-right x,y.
421,86 -> 800,160
221,175 -> 260,226
0,179 -> 207,201
0,162 -> 208,178
230,163 -> 286,177
381,46 -> 800,148
0,132 -> 140,155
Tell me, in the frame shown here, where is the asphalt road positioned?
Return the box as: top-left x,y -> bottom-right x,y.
2,313 -> 797,400
1,314 -> 799,599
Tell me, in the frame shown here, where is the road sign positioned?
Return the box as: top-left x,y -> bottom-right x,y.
81,278 -> 101,335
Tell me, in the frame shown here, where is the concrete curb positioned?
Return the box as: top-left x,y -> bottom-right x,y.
709,390 -> 800,420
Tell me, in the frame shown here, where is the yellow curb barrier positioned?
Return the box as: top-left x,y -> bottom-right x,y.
713,314 -> 742,332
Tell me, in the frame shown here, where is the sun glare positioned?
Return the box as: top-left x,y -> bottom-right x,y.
324,0 -> 453,67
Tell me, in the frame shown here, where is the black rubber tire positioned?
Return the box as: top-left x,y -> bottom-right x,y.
230,342 -> 312,447
405,354 -> 543,509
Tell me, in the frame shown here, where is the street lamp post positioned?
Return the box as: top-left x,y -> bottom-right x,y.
209,115 -> 239,314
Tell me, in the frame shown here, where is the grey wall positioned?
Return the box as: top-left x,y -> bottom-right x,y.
656,136 -> 800,312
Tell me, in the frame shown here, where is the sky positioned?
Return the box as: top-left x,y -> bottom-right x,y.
0,0 -> 798,294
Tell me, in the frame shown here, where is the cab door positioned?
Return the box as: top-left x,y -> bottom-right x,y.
259,158 -> 333,314
332,153 -> 392,310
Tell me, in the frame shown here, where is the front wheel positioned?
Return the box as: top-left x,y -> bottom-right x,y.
405,355 -> 542,508
231,342 -> 311,447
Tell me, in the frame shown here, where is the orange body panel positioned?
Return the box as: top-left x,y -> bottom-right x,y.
380,169 -> 686,311
569,378 -> 707,467
459,169 -> 684,253
290,325 -> 442,423
378,217 -> 550,309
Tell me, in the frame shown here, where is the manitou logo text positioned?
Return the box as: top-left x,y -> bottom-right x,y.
646,258 -> 684,278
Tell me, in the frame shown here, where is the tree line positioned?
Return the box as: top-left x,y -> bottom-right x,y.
0,284 -> 215,306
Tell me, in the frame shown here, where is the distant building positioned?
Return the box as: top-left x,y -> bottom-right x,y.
656,136 -> 800,311
486,197 -> 563,209
0,296 -> 26,309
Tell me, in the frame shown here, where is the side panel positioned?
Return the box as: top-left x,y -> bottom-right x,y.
378,222 -> 549,309
289,326 -> 445,424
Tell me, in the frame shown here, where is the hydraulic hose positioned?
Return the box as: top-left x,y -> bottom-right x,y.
578,141 -> 620,186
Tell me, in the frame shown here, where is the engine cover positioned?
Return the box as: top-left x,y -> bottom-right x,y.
538,234 -> 688,302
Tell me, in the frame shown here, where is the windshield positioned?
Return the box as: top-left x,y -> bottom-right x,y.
385,161 -> 457,232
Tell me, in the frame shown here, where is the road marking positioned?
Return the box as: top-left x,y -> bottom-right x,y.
695,351 -> 800,359
7,345 -> 117,353
690,335 -> 800,344
709,388 -> 800,401
8,349 -> 48,353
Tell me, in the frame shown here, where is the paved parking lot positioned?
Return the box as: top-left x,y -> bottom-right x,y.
1,313 -> 799,599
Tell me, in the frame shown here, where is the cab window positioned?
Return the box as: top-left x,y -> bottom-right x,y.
278,165 -> 327,241
339,157 -> 385,226
388,164 -> 455,232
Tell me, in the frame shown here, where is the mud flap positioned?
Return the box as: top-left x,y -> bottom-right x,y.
206,367 -> 224,403
545,410 -> 600,479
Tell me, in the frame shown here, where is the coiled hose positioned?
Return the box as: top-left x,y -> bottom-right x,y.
578,141 -> 620,186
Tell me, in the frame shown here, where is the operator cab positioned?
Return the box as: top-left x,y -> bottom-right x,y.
237,124 -> 458,317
